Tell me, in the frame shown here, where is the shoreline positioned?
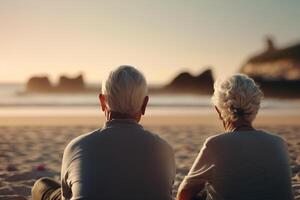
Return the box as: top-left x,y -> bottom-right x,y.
1,114 -> 300,127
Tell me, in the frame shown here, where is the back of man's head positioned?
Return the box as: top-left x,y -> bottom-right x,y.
102,65 -> 148,115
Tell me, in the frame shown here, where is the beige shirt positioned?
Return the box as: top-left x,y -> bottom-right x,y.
61,119 -> 175,200
178,130 -> 293,200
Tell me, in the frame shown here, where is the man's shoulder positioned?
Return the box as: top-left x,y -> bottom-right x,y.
64,129 -> 100,152
142,129 -> 173,152
64,127 -> 173,154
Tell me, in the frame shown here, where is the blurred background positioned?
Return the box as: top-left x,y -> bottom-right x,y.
1,0 -> 300,120
1,1 -> 300,199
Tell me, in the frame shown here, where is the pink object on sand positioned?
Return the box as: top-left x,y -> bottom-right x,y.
36,164 -> 46,171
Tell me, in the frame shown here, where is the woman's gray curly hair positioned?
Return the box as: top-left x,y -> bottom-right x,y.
212,74 -> 263,123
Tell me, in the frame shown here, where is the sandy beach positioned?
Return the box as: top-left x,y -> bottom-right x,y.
1,0 -> 300,199
0,114 -> 300,200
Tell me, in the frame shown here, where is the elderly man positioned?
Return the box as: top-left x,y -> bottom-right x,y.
32,66 -> 175,200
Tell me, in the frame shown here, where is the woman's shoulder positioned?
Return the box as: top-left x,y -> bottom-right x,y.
205,130 -> 285,146
254,130 -> 286,145
203,133 -> 226,147
205,132 -> 232,142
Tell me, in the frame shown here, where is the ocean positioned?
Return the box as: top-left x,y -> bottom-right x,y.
1,83 -> 300,117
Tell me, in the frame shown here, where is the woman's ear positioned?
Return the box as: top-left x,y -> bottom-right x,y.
214,106 -> 223,120
99,94 -> 107,112
141,96 -> 149,115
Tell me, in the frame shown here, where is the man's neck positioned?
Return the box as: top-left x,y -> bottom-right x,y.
106,111 -> 140,122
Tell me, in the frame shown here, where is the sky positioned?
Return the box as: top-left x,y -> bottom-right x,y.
0,0 -> 299,85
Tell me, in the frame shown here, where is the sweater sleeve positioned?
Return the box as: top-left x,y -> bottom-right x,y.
178,138 -> 215,192
61,142 -> 73,200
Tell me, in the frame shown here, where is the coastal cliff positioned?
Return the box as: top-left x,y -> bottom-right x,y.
25,74 -> 91,93
162,69 -> 214,94
240,37 -> 300,98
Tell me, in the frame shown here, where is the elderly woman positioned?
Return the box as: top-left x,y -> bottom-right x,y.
177,74 -> 293,200
32,66 -> 175,200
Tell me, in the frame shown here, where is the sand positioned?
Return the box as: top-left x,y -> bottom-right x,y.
0,115 -> 300,199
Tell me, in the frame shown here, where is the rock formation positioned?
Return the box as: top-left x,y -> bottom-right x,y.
240,37 -> 300,80
240,37 -> 300,98
57,74 -> 85,91
163,69 -> 214,94
26,76 -> 52,92
25,73 -> 88,93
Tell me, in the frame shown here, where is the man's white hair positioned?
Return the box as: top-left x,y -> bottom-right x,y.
102,65 -> 148,115
212,74 -> 263,123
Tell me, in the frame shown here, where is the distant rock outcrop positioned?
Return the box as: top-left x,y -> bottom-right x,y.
57,74 -> 85,91
26,76 -> 52,92
240,37 -> 300,98
25,73 -> 89,93
249,77 -> 300,98
163,69 -> 214,94
241,37 -> 300,80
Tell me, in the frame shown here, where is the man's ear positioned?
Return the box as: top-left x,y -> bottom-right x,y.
141,96 -> 149,115
99,94 -> 107,112
214,106 -> 223,120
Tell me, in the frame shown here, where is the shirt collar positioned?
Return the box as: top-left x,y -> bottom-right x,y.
102,118 -> 143,129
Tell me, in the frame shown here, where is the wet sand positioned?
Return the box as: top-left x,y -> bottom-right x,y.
0,115 -> 299,199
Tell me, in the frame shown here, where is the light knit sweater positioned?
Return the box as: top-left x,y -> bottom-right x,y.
178,130 -> 293,200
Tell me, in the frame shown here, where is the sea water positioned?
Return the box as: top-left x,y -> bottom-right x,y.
0,83 -> 300,117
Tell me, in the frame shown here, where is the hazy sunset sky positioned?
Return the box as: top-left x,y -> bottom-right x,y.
0,0 -> 299,84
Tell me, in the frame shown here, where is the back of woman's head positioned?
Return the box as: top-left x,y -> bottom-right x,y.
212,74 -> 263,123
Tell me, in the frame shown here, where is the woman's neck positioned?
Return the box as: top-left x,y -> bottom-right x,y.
224,119 -> 254,132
